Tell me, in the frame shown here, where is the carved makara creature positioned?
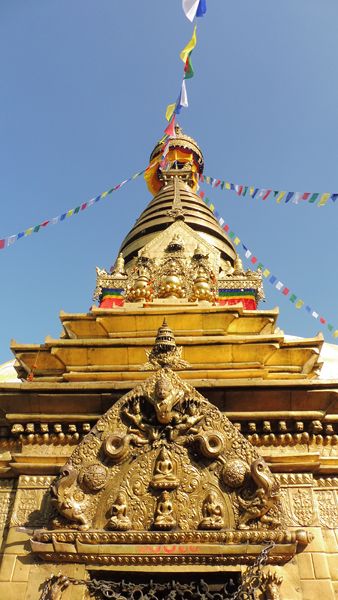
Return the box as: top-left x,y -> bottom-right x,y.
51,467 -> 90,530
238,459 -> 280,529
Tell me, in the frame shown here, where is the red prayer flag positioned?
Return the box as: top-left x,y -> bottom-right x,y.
302,193 -> 310,200
262,189 -> 272,200
164,115 -> 176,137
199,191 -> 205,199
0,239 -> 5,249
320,317 -> 326,324
282,287 -> 290,296
223,224 -> 229,232
251,257 -> 258,264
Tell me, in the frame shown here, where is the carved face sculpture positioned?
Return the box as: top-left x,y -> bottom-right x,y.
153,377 -> 177,424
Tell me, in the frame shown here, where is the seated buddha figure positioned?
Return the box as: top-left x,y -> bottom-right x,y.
199,490 -> 225,530
108,492 -> 131,531
153,491 -> 176,530
151,446 -> 179,489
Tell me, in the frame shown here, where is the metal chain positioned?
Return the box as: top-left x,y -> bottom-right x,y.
40,543 -> 275,600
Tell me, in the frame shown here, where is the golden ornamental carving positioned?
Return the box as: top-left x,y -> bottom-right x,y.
31,324 -> 312,566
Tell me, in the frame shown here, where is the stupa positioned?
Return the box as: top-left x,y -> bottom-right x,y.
0,127 -> 337,600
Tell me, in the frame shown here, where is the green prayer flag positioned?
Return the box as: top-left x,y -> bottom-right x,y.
309,193 -> 319,203
289,294 -> 297,303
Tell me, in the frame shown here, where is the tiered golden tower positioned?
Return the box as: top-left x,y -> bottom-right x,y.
0,129 -> 337,599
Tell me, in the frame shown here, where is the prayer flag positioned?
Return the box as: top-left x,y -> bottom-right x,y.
263,269 -> 270,278
275,281 -> 283,291
334,330 -> 338,338
196,0 -> 207,16
251,256 -> 257,264
184,54 -> 194,79
245,249 -> 252,259
269,275 -> 277,284
164,116 -> 176,137
309,193 -> 319,204
312,311 -> 319,319
318,192 -> 330,207
7,235 -> 16,245
234,236 -> 240,246
296,300 -> 304,309
0,239 -> 5,249
285,192 -> 294,203
175,80 -> 188,113
289,294 -> 297,303
276,191 -> 286,204
262,189 -> 271,200
25,228 -> 34,235
320,317 -> 326,324
180,26 -> 197,63
331,194 -> 338,202
182,0 -> 206,21
282,287 -> 289,296
166,103 -> 176,122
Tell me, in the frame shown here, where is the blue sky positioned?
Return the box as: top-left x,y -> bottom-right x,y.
1,0 -> 338,363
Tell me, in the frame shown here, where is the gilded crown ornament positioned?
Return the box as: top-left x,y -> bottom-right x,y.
143,319 -> 190,370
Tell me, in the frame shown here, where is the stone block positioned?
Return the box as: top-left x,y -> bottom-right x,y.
327,554 -> 338,581
312,553 -> 331,579
0,581 -> 27,600
323,529 -> 338,553
297,553 -> 315,579
301,579 -> 334,600
0,555 -> 15,582
12,556 -> 33,582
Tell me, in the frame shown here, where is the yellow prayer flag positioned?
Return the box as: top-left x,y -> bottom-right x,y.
276,191 -> 286,204
318,192 -> 330,207
209,203 -> 215,212
234,236 -> 240,246
334,330 -> 338,338
101,191 -> 108,198
180,25 -> 197,63
249,187 -> 254,196
166,103 -> 176,122
263,269 -> 270,278
67,210 -> 74,218
25,227 -> 33,236
295,300 -> 304,309
225,182 -> 231,190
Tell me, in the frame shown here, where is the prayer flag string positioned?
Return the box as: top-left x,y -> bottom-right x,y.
199,191 -> 338,339
201,174 -> 338,207
0,168 -> 148,251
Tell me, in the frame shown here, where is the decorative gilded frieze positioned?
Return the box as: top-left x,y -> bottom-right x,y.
31,324 -> 312,567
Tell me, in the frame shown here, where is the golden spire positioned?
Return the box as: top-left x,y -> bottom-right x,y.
118,126 -> 236,271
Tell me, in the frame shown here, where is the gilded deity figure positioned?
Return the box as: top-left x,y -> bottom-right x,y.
154,491 -> 176,530
150,375 -> 184,425
199,491 -> 225,530
151,446 -> 179,489
108,492 -> 131,531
